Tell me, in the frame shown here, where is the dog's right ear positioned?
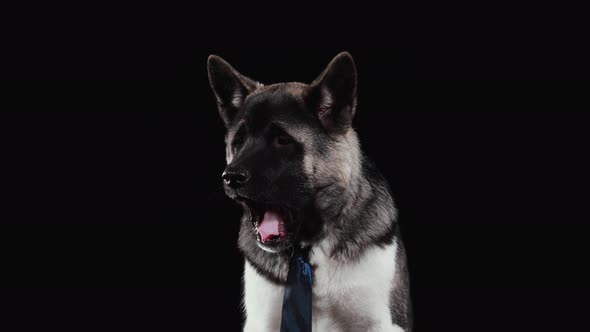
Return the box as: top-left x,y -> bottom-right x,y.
207,55 -> 261,127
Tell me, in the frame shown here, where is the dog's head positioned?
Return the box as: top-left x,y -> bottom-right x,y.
208,52 -> 359,253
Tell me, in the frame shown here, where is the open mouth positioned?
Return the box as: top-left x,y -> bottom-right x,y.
237,197 -> 292,248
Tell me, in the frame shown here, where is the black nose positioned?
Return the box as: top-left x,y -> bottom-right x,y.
222,169 -> 249,188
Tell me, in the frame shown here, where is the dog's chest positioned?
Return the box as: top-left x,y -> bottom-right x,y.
308,241 -> 399,330
243,240 -> 401,332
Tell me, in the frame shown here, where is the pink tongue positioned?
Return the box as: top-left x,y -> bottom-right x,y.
258,210 -> 284,243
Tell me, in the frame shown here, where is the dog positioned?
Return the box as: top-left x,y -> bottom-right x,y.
207,52 -> 412,332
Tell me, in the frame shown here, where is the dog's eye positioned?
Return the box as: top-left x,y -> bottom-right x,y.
273,134 -> 293,147
233,135 -> 245,148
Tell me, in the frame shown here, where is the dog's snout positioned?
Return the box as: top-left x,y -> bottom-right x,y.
222,168 -> 249,188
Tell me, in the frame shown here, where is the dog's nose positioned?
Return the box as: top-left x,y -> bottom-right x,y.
222,169 -> 249,188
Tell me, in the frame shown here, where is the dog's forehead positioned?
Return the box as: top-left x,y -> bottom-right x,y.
236,83 -> 314,131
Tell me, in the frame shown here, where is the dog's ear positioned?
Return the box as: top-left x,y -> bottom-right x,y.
306,52 -> 357,135
207,55 -> 260,127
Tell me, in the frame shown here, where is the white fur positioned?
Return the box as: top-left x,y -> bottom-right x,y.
243,261 -> 284,332
257,242 -> 284,253
231,91 -> 243,108
242,240 -> 404,332
319,86 -> 334,110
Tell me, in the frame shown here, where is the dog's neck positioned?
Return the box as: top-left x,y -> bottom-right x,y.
312,130 -> 398,261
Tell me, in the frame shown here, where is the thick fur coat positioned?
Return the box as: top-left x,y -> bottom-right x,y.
208,52 -> 412,331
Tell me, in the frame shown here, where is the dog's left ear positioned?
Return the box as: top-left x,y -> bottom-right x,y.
306,52 -> 357,135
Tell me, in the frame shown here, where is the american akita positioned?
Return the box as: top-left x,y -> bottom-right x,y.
207,52 -> 412,332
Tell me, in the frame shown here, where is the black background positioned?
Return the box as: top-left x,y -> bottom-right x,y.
2,4 -> 589,331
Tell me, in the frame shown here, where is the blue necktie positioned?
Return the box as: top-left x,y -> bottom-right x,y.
280,251 -> 312,332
